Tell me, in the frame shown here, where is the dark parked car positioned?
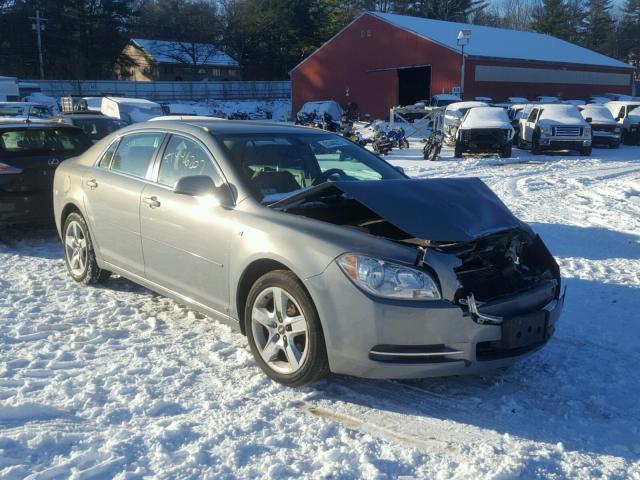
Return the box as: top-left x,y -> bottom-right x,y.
56,113 -> 127,143
0,121 -> 92,224
454,107 -> 514,158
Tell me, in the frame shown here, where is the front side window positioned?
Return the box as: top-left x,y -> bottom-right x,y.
157,135 -> 222,188
110,132 -> 163,178
217,132 -> 403,201
528,109 -> 538,122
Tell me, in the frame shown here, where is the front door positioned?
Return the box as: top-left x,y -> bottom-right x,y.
140,134 -> 232,314
83,132 -> 164,276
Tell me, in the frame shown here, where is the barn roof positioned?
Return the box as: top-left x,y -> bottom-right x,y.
131,38 -> 239,67
371,12 -> 631,69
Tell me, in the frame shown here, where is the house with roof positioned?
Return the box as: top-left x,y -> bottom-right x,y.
116,38 -> 240,81
291,12 -> 633,118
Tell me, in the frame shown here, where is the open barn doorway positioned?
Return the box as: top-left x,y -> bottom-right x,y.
397,66 -> 431,106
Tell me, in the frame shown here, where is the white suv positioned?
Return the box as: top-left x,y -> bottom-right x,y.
519,104 -> 592,155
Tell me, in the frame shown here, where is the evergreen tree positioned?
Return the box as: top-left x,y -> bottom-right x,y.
531,0 -> 576,41
619,0 -> 640,78
582,0 -> 615,55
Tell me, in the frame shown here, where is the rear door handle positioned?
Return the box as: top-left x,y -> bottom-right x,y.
143,196 -> 161,208
86,179 -> 98,189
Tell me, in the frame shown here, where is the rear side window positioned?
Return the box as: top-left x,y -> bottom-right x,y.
157,135 -> 222,188
0,128 -> 92,155
98,139 -> 120,168
110,132 -> 163,178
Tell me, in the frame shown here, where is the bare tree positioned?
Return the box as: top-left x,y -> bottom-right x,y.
497,0 -> 538,30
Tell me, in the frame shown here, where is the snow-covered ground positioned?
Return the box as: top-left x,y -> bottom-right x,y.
1,140 -> 639,479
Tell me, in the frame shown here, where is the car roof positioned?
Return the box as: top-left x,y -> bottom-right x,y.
0,120 -> 81,130
133,119 -> 327,135
59,113 -> 111,120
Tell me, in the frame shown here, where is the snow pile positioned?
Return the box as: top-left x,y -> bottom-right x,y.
0,142 -> 639,478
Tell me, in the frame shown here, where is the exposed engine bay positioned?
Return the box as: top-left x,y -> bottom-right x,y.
271,179 -> 561,307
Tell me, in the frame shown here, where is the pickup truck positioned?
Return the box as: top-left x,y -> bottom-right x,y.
580,104 -> 621,148
519,104 -> 592,155
603,101 -> 640,145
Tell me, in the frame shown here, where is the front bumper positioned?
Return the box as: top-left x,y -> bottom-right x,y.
0,190 -> 54,225
306,262 -> 564,379
539,136 -> 591,150
592,131 -> 621,145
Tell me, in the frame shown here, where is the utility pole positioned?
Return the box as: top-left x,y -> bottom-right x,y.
29,10 -> 47,80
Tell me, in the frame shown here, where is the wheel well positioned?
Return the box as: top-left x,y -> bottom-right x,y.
236,259 -> 290,335
61,203 -> 81,227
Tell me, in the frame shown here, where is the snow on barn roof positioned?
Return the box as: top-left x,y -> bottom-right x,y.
131,38 -> 239,67
371,12 -> 631,70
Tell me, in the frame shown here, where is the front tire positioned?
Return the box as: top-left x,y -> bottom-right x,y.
245,270 -> 329,386
499,143 -> 512,158
454,142 -> 463,158
63,212 -> 110,284
579,147 -> 592,156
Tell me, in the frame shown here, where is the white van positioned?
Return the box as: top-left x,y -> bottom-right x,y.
100,97 -> 163,124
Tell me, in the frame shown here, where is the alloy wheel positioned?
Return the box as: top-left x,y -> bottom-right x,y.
251,286 -> 309,375
65,220 -> 88,277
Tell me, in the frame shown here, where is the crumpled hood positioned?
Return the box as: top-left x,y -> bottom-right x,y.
273,178 -> 525,242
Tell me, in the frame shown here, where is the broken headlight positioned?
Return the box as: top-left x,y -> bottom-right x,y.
337,254 -> 441,301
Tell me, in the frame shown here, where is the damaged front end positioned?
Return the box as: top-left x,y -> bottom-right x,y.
271,178 -> 564,359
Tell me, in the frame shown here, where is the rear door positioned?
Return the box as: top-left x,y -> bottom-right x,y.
83,131 -> 164,277
524,108 -> 539,142
139,134 -> 233,313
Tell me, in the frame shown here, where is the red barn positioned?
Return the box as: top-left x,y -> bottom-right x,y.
291,12 -> 633,119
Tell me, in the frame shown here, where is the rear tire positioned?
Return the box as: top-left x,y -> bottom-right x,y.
622,130 -> 634,145
245,270 -> 329,387
63,212 -> 110,285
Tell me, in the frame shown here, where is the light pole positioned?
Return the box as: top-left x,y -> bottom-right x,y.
29,9 -> 47,80
457,29 -> 471,100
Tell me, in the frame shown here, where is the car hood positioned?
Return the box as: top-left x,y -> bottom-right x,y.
271,178 -> 524,242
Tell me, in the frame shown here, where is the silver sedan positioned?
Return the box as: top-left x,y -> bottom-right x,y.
53,120 -> 564,386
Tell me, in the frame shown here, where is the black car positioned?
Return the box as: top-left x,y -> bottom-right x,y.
56,113 -> 127,142
0,121 -> 92,225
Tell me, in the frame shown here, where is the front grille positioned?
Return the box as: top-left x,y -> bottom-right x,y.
554,126 -> 582,137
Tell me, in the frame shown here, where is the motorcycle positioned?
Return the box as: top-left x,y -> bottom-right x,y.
423,129 -> 444,161
372,132 -> 393,155
387,127 -> 410,149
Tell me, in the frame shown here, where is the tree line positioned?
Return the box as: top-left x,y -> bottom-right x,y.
0,0 -> 639,81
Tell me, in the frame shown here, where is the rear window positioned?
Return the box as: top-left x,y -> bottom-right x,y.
72,117 -> 126,141
0,128 -> 92,155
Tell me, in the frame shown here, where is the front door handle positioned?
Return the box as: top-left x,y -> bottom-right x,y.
143,196 -> 161,208
86,179 -> 98,189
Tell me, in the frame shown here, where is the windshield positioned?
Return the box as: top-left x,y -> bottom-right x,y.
0,128 -> 91,155
582,107 -> 614,122
216,132 -> 405,202
72,117 -> 126,141
627,105 -> 640,116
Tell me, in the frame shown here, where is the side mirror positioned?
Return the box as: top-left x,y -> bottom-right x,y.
174,175 -> 234,207
585,117 -> 592,123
